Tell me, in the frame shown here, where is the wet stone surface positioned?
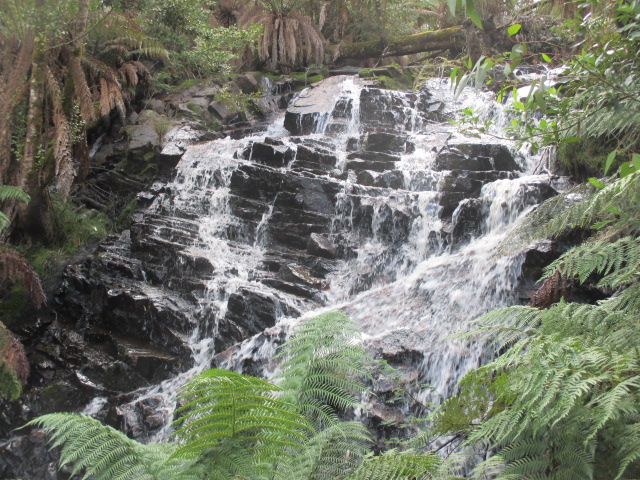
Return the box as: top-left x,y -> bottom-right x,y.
2,74 -> 571,479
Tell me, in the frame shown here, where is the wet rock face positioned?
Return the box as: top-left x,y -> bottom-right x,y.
2,75 -> 570,479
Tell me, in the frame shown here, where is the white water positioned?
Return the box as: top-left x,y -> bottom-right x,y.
93,75 -> 559,444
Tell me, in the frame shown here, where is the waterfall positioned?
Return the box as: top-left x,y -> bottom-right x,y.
73,75 -> 560,444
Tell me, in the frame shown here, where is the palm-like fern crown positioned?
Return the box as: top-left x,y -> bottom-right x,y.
240,4 -> 324,71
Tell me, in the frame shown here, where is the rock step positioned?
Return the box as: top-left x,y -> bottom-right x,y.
435,144 -> 520,172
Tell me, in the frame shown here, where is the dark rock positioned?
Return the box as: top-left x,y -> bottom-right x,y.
307,233 -> 338,259
451,198 -> 483,247
216,288 -> 300,352
234,72 -> 262,94
208,100 -> 231,122
243,141 -> 295,167
374,170 -> 405,189
346,159 -> 394,173
436,144 -> 520,172
365,132 -> 414,155
357,170 -> 376,186
434,149 -> 493,171
285,76 -> 367,135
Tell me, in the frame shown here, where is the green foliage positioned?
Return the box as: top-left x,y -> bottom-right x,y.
172,369 -> 311,463
434,161 -> 640,477
276,311 -> 371,429
0,363 -> 22,402
138,0 -> 261,79
345,450 -> 441,480
0,185 -> 30,232
25,413 -> 181,480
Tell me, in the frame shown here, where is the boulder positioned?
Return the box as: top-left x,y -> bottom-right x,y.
234,72 -> 263,94
307,233 -> 338,259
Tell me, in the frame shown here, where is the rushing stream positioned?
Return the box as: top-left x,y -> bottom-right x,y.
70,74 -> 560,448
0,63 -> 577,479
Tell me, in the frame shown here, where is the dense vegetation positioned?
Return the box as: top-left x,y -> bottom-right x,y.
1,0 -> 639,478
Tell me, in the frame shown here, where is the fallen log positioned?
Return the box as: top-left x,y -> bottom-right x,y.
329,26 -> 466,62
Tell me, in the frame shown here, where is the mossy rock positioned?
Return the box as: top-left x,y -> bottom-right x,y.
374,75 -> 412,91
38,383 -> 80,413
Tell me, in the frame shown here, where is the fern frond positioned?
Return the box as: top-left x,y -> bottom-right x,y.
25,413 -> 179,479
542,236 -> 639,286
276,311 -> 371,429
345,449 -> 440,480
276,421 -> 371,480
0,185 -> 30,204
172,368 -> 311,462
500,171 -> 639,253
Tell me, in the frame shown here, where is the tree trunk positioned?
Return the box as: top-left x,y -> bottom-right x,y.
0,34 -> 35,184
329,26 -> 466,62
15,45 -> 54,239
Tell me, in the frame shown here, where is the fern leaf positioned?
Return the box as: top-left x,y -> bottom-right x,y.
276,311 -> 371,429
25,413 -> 177,479
172,368 -> 311,463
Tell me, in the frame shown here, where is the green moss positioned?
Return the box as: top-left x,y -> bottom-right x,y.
0,363 -> 21,402
116,198 -> 138,230
199,119 -> 222,131
374,75 -> 412,91
21,197 -> 111,278
186,102 -> 202,114
38,383 -> 76,413
175,78 -> 202,90
290,71 -> 324,86
0,284 -> 27,327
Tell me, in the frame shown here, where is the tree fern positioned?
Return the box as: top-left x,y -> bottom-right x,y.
0,185 -> 30,232
273,421 -> 372,480
344,449 -> 440,480
542,236 -> 639,288
501,170 -> 639,254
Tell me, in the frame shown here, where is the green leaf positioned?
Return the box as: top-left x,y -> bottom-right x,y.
590,219 -> 615,230
620,161 -> 636,178
541,53 -> 552,63
588,177 -> 605,189
466,0 -> 483,29
632,153 -> 640,170
448,0 -> 457,16
450,65 -> 459,84
605,205 -> 623,216
604,151 -> 617,175
508,24 -> 522,36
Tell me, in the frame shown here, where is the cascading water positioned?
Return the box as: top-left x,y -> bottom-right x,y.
81,74 -> 561,448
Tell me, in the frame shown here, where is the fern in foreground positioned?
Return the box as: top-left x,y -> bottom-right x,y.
434,169 -> 640,478
276,310 -> 371,429
25,413 -> 182,480
27,312 -> 440,480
